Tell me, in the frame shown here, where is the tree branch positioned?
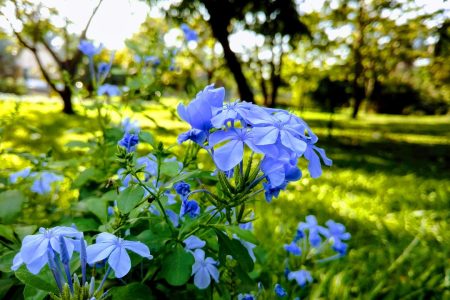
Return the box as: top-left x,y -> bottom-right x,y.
68,0 -> 104,73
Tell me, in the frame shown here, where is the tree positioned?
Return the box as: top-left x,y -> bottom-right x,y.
152,0 -> 309,105
0,0 -> 104,114
316,0 -> 443,118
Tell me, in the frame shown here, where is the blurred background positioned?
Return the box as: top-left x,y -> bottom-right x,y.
0,0 -> 449,298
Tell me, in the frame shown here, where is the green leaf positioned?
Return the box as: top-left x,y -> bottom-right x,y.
0,224 -> 15,242
23,285 -> 47,300
60,218 -> 99,232
137,223 -> 171,252
0,278 -> 15,299
111,283 -> 155,300
73,168 -> 103,188
65,140 -> 90,149
117,186 -> 145,214
161,245 -> 194,286
0,190 -> 26,223
214,225 -> 258,245
15,266 -> 59,294
139,132 -> 155,146
160,161 -> 180,177
84,197 -> 108,223
214,229 -> 254,272
14,225 -> 38,241
0,251 -> 16,272
163,170 -> 203,189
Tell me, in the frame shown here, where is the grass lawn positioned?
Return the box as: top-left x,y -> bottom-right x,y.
1,98 -> 449,299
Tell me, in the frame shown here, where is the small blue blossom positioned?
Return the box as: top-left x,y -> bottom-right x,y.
298,215 -> 329,248
98,84 -> 121,97
181,23 -> 198,42
78,40 -> 102,57
209,127 -> 267,171
191,249 -> 219,289
261,155 -> 301,187
118,132 -> 139,152
136,155 -> 158,180
9,167 -> 32,183
180,198 -> 200,218
263,181 -> 287,203
288,269 -> 313,287
31,172 -> 63,195
284,241 -> 301,256
97,62 -> 110,76
238,294 -> 255,300
251,111 -> 307,156
183,235 -> 206,251
177,84 -> 224,139
274,283 -> 287,297
177,128 -> 207,145
144,55 -> 160,66
121,117 -> 140,134
325,220 -> 351,255
86,232 -> 152,278
174,181 -> 191,198
11,226 -> 82,274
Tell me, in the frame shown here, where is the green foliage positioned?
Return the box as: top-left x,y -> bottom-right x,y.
117,186 -> 145,214
0,100 -> 448,298
0,190 -> 26,223
160,245 -> 195,286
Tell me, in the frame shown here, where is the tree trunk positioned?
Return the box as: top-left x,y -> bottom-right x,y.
60,88 -> 75,114
216,32 -> 254,103
352,0 -> 366,119
203,3 -> 254,103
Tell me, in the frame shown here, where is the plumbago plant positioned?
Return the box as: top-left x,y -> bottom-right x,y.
6,83 -> 351,299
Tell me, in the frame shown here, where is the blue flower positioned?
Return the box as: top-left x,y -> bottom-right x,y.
98,84 -> 121,97
11,226 -> 82,274
288,269 -> 313,287
144,55 -> 160,66
9,167 -> 32,183
274,283 -> 287,297
298,215 -> 329,248
263,181 -> 287,202
31,172 -> 63,195
302,129 -> 332,178
174,181 -> 191,197
181,23 -> 198,42
210,101 -> 257,128
118,132 -> 139,152
177,128 -> 207,145
136,155 -> 158,180
325,220 -> 351,255
78,40 -> 102,57
251,111 -> 308,156
184,235 -> 206,251
191,249 -> 219,289
284,241 -> 301,256
238,294 -> 255,300
177,84 -> 224,134
209,127 -> 269,171
97,62 -> 111,76
180,198 -> 200,218
261,154 -> 301,187
86,232 -> 152,278
166,209 -> 180,227
121,117 -> 140,133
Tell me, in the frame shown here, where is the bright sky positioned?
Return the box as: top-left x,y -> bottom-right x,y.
0,0 -> 449,51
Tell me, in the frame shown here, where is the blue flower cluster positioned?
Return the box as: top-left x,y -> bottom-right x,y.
177,84 -> 332,202
12,226 -> 152,294
9,168 -> 63,195
283,215 -> 351,289
79,39 -> 120,96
